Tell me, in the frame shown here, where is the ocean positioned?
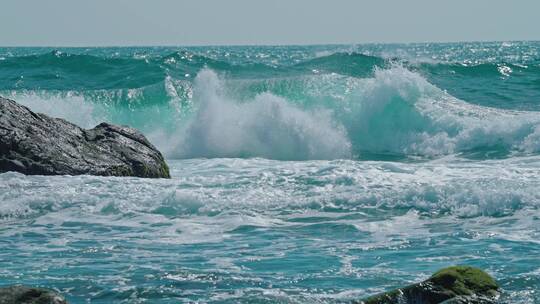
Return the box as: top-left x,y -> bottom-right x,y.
0,42 -> 539,303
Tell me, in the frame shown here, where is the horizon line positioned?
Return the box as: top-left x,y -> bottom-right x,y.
1,39 -> 539,49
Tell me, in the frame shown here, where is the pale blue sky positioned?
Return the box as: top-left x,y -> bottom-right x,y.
1,0 -> 539,46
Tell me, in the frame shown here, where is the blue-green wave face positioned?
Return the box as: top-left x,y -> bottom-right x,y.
1,42 -> 540,160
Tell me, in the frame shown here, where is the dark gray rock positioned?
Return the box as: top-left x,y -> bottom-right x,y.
0,97 -> 170,178
0,286 -> 67,304
357,266 -> 499,304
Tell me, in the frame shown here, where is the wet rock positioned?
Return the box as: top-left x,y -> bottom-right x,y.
358,266 -> 499,304
0,97 -> 170,178
0,286 -> 67,304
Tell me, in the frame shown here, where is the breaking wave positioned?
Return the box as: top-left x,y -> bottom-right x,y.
5,64 -> 540,160
1,46 -> 540,160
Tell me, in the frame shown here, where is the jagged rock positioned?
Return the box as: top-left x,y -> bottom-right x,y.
0,97 -> 170,178
0,286 -> 67,304
358,266 -> 499,304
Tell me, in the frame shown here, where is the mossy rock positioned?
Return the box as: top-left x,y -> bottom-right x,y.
430,266 -> 499,298
358,266 -> 499,304
0,285 -> 67,304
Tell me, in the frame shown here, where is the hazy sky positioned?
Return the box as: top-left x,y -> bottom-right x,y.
1,0 -> 539,46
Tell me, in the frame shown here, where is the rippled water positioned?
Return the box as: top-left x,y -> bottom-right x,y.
1,158 -> 539,303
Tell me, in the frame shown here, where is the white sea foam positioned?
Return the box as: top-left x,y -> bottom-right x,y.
2,157 -> 539,234
1,157 -> 538,302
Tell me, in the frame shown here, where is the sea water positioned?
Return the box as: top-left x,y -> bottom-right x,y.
0,42 -> 539,303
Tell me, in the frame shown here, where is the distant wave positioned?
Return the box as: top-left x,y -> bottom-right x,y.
2,49 -> 539,90
292,52 -> 386,77
0,50 -> 285,90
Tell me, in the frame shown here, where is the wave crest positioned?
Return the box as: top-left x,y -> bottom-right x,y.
339,66 -> 540,158
172,69 -> 352,160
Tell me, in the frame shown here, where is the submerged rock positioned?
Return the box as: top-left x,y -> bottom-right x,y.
0,97 -> 170,178
0,286 -> 67,304
358,266 -> 499,304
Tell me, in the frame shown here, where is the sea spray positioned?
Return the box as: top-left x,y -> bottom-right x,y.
173,69 -> 352,159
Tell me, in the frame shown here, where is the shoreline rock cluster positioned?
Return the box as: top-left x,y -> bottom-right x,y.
0,97 -> 170,178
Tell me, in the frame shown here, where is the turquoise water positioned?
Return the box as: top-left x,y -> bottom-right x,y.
0,43 -> 539,303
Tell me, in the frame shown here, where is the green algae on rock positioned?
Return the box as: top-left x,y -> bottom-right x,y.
358,266 -> 499,304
